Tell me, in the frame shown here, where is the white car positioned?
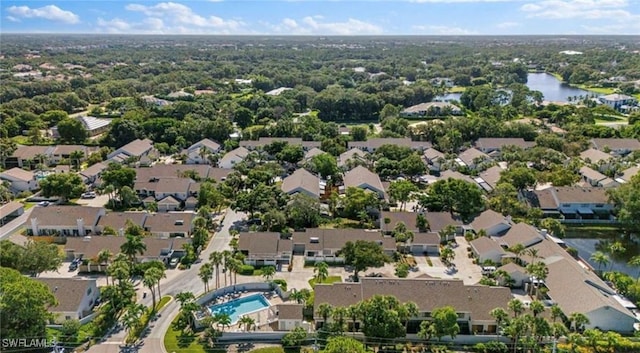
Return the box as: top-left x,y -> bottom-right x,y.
81,192 -> 97,199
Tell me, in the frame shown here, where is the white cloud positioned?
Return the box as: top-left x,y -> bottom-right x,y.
124,2 -> 244,32
410,0 -> 523,2
6,4 -> 79,24
412,25 -> 478,35
496,21 -> 519,28
520,0 -> 638,20
6,16 -> 20,23
267,16 -> 383,35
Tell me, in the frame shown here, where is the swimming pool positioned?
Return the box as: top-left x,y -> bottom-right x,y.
208,294 -> 270,324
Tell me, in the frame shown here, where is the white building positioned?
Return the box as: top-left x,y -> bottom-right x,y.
0,168 -> 38,192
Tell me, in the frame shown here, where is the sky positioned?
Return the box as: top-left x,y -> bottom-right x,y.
1,0 -> 640,35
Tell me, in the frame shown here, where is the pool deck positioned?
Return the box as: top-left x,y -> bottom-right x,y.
207,291 -> 284,332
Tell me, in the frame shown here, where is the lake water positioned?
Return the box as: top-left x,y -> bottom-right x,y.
562,236 -> 639,277
435,73 -> 595,103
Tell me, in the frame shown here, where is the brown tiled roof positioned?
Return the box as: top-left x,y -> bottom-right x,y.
425,212 -> 462,232
546,186 -> 609,205
439,170 -> 476,184
380,211 -> 419,232
135,165 -> 212,182
0,201 -> 24,217
29,206 -> 104,227
304,148 -> 325,160
579,148 -> 612,164
119,138 -> 153,157
65,236 -> 188,259
412,232 -> 440,246
579,166 -> 607,181
620,165 -> 640,181
500,223 -> 543,249
219,147 -> 249,165
348,138 -> 414,150
457,148 -> 489,165
207,168 -> 233,182
143,213 -> 194,234
293,228 -> 395,252
470,210 -> 509,231
52,145 -> 88,156
188,138 -> 220,152
11,145 -> 54,160
470,236 -> 506,256
475,138 -> 534,150
592,138 -> 640,151
480,166 -> 503,188
97,212 -> 147,231
423,148 -> 445,161
277,304 -> 303,320
35,278 -> 94,312
314,278 -> 512,321
0,167 -> 34,182
338,148 -> 367,167
498,262 -> 526,275
238,232 -> 285,255
281,169 -> 320,196
343,166 -> 384,193
155,178 -> 193,194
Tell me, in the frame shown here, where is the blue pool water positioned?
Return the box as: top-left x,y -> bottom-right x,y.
209,294 -> 270,324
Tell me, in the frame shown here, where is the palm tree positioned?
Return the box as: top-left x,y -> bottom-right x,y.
490,307 -> 508,334
238,315 -> 255,332
199,262 -> 214,292
401,301 -> 419,334
317,303 -> 333,329
120,234 -> 146,265
122,303 -> 146,341
228,258 -> 241,285
222,250 -> 232,287
69,150 -> 84,171
628,255 -> 640,283
97,249 -> 113,275
509,243 -> 526,265
346,304 -> 361,333
440,247 -> 455,267
261,265 -> 276,282
214,313 -> 232,332
508,298 -> 524,318
209,251 -> 223,289
568,312 -> 590,332
550,304 -> 564,323
314,261 -> 329,283
526,248 -> 539,265
143,267 -> 163,310
590,251 -> 609,274
107,259 -> 131,286
529,300 -> 545,317
290,289 -> 306,304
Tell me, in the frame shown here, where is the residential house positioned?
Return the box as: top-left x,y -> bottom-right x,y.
598,94 -> 637,111
314,278 -> 514,334
218,147 -> 249,169
80,162 -> 107,185
107,138 -> 154,162
470,209 -> 512,236
135,164 -> 212,183
95,212 -> 147,235
167,91 -> 194,99
275,304 -> 305,331
184,138 -> 221,165
456,148 -> 490,170
266,87 -> 292,96
438,170 -> 477,185
529,186 -> 613,220
530,238 -> 637,332
591,138 -> 640,157
379,211 -> 426,234
475,138 -> 534,154
497,263 -> 528,288
142,95 -> 171,107
343,166 -> 385,199
348,138 -> 431,153
422,148 -> 445,172
400,102 -> 463,117
303,147 -> 325,162
65,236 -> 190,264
240,137 -> 320,151
156,196 -> 182,212
424,212 -> 463,234
477,165 -> 504,192
237,232 -> 293,266
70,116 -> 112,137
35,278 -> 99,323
579,148 -> 613,165
292,229 -> 395,263
28,206 -> 105,236
0,168 -> 38,192
338,148 -> 367,169
281,169 -> 321,199
0,201 -> 24,225
50,145 -> 92,164
470,237 -> 507,264
135,177 -> 193,202
615,165 -> 640,184
409,232 -> 441,255
5,145 -> 54,168
579,166 -> 618,188
498,223 -> 544,249
143,212 -> 195,237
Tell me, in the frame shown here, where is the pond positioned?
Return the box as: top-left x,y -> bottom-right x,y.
526,73 -> 596,102
434,73 -> 597,103
562,230 -> 639,277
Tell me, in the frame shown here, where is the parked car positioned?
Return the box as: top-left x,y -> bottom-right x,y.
81,192 -> 97,199
37,201 -> 50,207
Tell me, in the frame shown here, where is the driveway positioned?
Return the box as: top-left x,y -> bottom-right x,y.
76,194 -> 110,207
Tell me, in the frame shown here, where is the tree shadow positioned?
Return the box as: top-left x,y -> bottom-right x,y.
176,332 -> 197,348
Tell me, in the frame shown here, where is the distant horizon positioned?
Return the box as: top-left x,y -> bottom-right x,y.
2,0 -> 639,36
1,33 -> 639,37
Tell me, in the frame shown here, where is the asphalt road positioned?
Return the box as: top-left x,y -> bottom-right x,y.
85,208 -> 245,353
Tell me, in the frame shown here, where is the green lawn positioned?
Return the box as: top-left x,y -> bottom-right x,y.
448,86 -> 466,93
308,275 -> 342,288
249,347 -> 286,353
578,85 -> 616,95
164,325 -> 206,353
156,296 -> 172,312
22,202 -> 36,210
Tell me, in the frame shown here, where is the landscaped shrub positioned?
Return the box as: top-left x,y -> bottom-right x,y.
272,279 -> 287,291
239,264 -> 255,275
565,247 -> 579,258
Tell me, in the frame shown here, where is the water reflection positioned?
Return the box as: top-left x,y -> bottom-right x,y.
562,236 -> 639,277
